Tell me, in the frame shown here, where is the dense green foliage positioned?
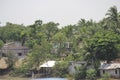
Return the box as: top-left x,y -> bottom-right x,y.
86,68 -> 96,80
74,65 -> 86,80
0,40 -> 3,49
53,61 -> 69,77
85,31 -> 120,63
0,6 -> 120,78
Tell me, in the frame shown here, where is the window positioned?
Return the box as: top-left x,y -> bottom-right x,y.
115,69 -> 117,74
1,53 -> 6,57
18,53 -> 22,56
81,63 -> 84,66
103,70 -> 105,74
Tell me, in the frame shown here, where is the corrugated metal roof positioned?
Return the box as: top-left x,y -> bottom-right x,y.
99,63 -> 120,70
39,61 -> 56,68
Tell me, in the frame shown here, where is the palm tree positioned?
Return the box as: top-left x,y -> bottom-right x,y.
106,6 -> 120,34
77,19 -> 86,27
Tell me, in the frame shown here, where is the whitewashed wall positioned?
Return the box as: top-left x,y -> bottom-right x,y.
100,69 -> 120,78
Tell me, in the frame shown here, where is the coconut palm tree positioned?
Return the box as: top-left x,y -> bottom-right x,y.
106,6 -> 120,34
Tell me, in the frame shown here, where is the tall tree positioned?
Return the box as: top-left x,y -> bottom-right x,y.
106,6 -> 120,34
52,32 -> 67,57
0,40 -> 3,49
42,22 -> 59,42
25,40 -> 52,70
85,31 -> 120,63
20,29 -> 28,46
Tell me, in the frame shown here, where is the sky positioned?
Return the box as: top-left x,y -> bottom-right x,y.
0,0 -> 120,27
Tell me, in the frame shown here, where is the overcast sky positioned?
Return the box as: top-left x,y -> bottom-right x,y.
0,0 -> 120,27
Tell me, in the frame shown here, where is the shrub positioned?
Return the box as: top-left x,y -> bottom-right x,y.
74,65 -> 86,80
101,73 -> 110,80
86,68 -> 96,80
11,61 -> 31,77
53,61 -> 69,77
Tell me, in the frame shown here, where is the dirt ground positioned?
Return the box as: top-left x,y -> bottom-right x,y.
0,75 -> 30,80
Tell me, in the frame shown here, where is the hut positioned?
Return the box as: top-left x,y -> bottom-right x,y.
0,42 -> 29,59
99,63 -> 120,78
39,61 -> 56,76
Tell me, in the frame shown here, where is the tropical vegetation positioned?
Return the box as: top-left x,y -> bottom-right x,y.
0,6 -> 120,79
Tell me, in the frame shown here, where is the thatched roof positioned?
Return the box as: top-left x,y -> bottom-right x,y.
14,59 -> 24,68
0,58 -> 8,69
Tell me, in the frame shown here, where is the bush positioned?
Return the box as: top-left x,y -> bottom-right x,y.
11,62 -> 31,77
11,66 -> 29,77
101,73 -> 110,80
53,61 -> 69,77
86,68 -> 96,80
74,65 -> 86,80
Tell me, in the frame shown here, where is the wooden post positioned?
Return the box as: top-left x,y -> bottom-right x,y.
32,71 -> 34,79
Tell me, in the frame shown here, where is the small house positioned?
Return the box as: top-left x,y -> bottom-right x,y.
99,63 -> 120,78
39,61 -> 56,76
0,42 -> 29,59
